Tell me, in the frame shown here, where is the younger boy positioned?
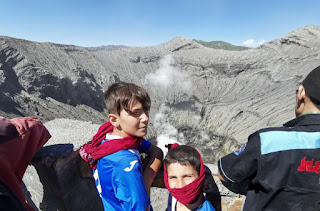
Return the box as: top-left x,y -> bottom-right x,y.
80,82 -> 163,211
164,144 -> 215,211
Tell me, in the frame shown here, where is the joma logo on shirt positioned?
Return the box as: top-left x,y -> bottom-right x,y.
124,160 -> 138,172
297,157 -> 320,184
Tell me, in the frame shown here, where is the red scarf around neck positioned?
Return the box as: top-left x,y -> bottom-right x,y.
79,121 -> 142,170
164,144 -> 206,205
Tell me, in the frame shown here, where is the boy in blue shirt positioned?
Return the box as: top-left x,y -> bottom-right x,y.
80,82 -> 163,211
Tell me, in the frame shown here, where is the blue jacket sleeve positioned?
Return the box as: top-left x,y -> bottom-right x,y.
138,139 -> 152,153
112,155 -> 150,210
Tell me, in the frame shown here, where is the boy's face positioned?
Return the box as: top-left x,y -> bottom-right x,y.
112,99 -> 149,137
167,162 -> 199,189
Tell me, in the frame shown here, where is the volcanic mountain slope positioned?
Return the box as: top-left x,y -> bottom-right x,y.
1,25 -> 320,162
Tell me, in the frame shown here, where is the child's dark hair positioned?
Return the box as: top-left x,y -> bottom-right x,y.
164,145 -> 201,174
104,82 -> 151,115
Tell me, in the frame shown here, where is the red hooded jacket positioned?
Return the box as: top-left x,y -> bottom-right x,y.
0,117 -> 51,210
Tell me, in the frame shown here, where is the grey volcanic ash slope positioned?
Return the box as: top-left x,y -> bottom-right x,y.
0,38 -> 107,122
1,25 -> 320,162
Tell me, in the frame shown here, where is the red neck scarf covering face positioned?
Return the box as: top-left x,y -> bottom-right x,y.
164,144 -> 206,205
79,121 -> 142,170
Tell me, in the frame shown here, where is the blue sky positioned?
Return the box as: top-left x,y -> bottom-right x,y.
0,0 -> 319,47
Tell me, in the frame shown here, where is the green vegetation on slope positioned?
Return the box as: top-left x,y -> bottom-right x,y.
194,39 -> 250,51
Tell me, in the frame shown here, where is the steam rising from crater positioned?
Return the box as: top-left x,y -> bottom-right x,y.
144,54 -> 192,91
153,104 -> 183,155
145,55 -> 194,153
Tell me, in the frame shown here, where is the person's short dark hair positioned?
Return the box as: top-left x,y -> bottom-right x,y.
302,65 -> 320,108
104,82 -> 151,115
164,145 -> 201,174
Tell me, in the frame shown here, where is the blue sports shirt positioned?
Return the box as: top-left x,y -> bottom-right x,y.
93,134 -> 152,211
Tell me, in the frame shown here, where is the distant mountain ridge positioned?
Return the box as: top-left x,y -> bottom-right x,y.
85,40 -> 249,52
193,39 -> 250,51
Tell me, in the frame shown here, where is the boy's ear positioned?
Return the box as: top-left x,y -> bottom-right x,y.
295,85 -> 306,116
108,114 -> 119,127
297,85 -> 306,100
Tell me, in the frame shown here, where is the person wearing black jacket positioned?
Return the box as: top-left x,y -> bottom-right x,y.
217,66 -> 320,210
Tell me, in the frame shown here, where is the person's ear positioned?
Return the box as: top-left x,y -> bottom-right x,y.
295,85 -> 306,116
108,114 -> 119,127
297,85 -> 306,100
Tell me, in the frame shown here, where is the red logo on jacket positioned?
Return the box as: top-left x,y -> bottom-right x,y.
297,157 -> 320,184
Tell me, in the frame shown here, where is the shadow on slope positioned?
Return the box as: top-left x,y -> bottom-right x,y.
28,74 -> 106,112
0,49 -> 25,116
0,93 -> 24,116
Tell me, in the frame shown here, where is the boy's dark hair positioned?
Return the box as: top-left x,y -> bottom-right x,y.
104,82 -> 151,115
164,145 -> 201,174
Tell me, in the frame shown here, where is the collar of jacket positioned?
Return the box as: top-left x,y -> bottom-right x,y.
284,114 -> 320,127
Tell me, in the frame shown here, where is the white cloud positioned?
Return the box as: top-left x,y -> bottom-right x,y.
243,39 -> 255,46
242,39 -> 265,47
144,54 -> 192,91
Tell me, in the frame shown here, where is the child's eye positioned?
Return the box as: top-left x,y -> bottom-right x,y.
130,110 -> 147,117
184,175 -> 193,179
133,111 -> 142,116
